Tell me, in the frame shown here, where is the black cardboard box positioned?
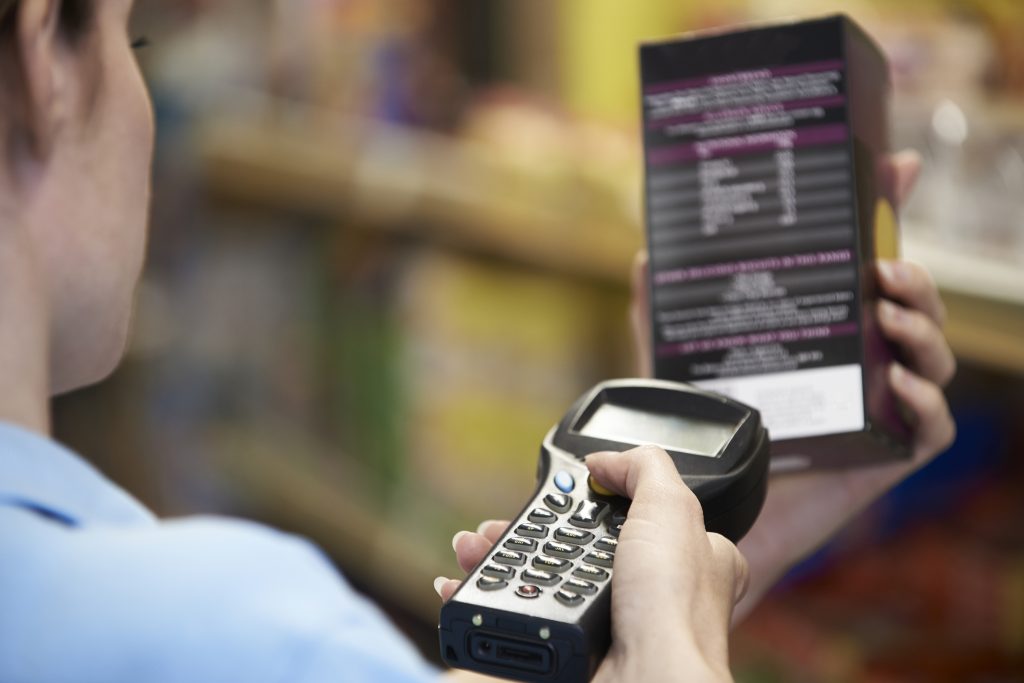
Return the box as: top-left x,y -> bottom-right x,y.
640,15 -> 910,469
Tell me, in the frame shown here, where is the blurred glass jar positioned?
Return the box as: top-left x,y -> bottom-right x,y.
901,97 -> 1024,262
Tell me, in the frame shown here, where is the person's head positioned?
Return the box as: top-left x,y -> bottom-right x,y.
0,0 -> 152,395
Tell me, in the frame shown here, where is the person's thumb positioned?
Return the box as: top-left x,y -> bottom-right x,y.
585,446 -> 704,534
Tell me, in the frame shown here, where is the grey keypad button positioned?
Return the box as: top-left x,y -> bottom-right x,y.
594,536 -> 618,553
522,568 -> 560,587
543,541 -> 583,560
544,493 -> 572,514
528,508 -> 557,525
569,500 -> 610,529
610,508 -> 629,526
562,578 -> 598,596
554,589 -> 584,607
573,565 -> 609,582
582,550 -> 615,568
477,576 -> 508,591
608,522 -> 623,538
532,554 -> 571,573
554,527 -> 594,545
493,550 -> 527,566
481,563 -> 515,580
516,584 -> 541,599
504,537 -> 538,553
515,522 -> 548,539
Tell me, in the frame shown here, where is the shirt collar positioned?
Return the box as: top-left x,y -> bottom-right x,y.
0,421 -> 155,527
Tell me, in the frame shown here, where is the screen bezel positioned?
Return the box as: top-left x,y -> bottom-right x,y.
554,380 -> 757,477
574,401 -> 737,458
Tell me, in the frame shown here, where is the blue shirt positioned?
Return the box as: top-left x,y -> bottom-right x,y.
0,423 -> 440,683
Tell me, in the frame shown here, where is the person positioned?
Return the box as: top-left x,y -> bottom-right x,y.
440,152 -> 958,626
0,2 -> 749,682
0,2 -> 955,683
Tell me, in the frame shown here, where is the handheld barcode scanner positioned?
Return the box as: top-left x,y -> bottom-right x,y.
439,378 -> 770,682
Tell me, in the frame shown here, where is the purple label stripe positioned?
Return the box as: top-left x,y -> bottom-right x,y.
654,249 -> 852,286
643,59 -> 844,95
656,322 -> 860,359
648,122 -> 848,165
647,94 -> 846,129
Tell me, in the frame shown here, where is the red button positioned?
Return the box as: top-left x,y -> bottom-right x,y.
516,584 -> 541,599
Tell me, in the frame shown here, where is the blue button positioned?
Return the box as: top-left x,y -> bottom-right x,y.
554,471 -> 575,493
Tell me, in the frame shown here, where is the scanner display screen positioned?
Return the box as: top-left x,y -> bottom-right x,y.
578,402 -> 736,457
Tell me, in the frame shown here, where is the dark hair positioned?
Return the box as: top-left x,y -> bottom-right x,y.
0,0 -> 15,36
1,1 -> 94,44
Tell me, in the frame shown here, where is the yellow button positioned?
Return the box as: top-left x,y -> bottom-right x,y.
588,475 -> 615,497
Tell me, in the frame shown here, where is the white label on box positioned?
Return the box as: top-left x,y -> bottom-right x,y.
693,364 -> 865,440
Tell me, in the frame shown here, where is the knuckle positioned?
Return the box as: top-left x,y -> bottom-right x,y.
706,531 -> 730,551
660,478 -> 703,522
941,411 -> 957,449
939,352 -> 958,387
634,443 -> 667,458
902,308 -> 927,343
707,532 -> 744,571
913,382 -> 950,430
934,298 -> 949,328
679,487 -> 704,519
906,260 -> 933,292
916,380 -> 946,416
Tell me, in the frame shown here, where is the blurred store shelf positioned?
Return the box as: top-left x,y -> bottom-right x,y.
904,232 -> 1024,375
198,114 -> 641,287
199,112 -> 1024,376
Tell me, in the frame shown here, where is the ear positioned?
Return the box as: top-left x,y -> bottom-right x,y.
13,0 -> 64,159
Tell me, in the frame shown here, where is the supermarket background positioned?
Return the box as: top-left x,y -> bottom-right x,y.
65,0 -> 1023,680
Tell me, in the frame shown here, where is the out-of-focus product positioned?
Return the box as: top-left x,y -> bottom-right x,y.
640,15 -> 909,470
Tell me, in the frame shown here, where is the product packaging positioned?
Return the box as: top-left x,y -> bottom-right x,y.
640,15 -> 909,469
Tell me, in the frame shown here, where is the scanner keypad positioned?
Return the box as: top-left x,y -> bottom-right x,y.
527,508 -> 557,525
515,522 -> 548,539
569,500 -> 610,529
543,493 -> 573,514
554,527 -> 593,545
554,589 -> 584,606
481,563 -> 515,580
477,477 -> 627,608
532,554 -> 571,573
493,550 -> 527,566
522,568 -> 560,586
543,541 -> 584,560
572,565 -> 609,582
582,551 -> 615,568
504,537 -> 538,553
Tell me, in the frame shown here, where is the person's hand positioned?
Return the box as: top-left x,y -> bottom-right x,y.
628,150 -> 957,620
437,446 -> 748,683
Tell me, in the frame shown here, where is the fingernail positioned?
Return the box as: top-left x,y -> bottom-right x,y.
433,576 -> 448,597
890,362 -> 914,390
452,530 -> 469,552
475,520 -> 499,535
879,299 -> 905,325
879,260 -> 907,283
